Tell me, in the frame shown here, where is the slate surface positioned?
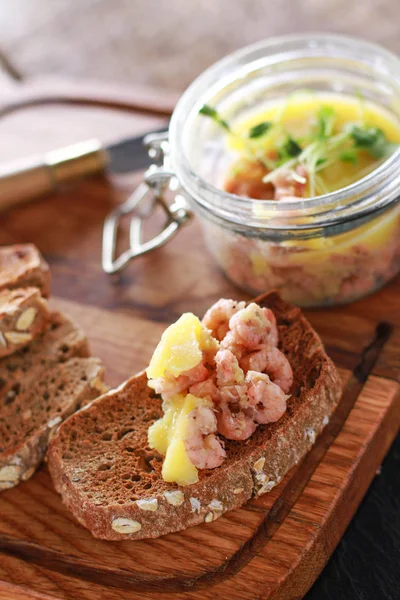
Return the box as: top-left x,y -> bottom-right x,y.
306,433 -> 400,600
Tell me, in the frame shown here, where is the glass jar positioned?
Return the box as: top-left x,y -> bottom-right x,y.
167,34 -> 400,307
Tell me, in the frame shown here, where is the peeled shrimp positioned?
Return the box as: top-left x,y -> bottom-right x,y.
240,346 -> 293,394
185,405 -> 226,469
273,165 -> 308,201
245,371 -> 288,424
152,363 -> 209,399
216,401 -> 257,441
189,377 -> 220,403
215,349 -> 245,386
219,331 -> 247,362
219,383 -> 248,405
228,303 -> 278,350
202,299 -> 246,341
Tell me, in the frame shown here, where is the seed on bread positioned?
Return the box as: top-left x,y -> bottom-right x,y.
258,480 -> 276,496
5,331 -> 33,345
0,333 -> 6,348
208,499 -> 224,512
21,466 -> 36,482
322,415 -> 329,426
136,498 -> 158,511
0,481 -> 15,491
0,287 -> 50,358
111,518 -> 142,534
163,490 -> 185,506
305,428 -> 316,444
253,457 -> 266,472
190,498 -> 201,513
204,512 -> 214,523
16,307 -> 37,331
233,487 -> 244,495
0,465 -> 21,482
47,416 -> 62,429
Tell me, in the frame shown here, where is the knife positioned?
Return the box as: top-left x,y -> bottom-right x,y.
0,128 -> 165,212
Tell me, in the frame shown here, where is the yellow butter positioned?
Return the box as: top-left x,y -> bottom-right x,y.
146,312 -> 218,379
148,393 -> 210,486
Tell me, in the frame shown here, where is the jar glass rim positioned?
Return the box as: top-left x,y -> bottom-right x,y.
169,33 -> 400,230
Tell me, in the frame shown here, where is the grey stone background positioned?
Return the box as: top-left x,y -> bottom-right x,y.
0,0 -> 399,91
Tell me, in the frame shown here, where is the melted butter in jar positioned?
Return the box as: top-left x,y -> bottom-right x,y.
223,92 -> 400,199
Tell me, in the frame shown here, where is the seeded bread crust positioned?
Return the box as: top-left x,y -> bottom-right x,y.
48,292 -> 342,540
0,311 -> 108,490
0,244 -> 51,297
0,287 -> 51,358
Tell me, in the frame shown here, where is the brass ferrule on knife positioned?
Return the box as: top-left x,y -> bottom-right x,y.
0,139 -> 107,212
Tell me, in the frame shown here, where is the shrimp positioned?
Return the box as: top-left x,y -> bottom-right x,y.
224,158 -> 275,200
220,331 -> 247,361
216,401 -> 257,441
202,299 -> 246,341
215,349 -> 245,386
185,405 -> 226,469
245,371 -> 288,424
189,377 -> 220,403
240,346 -> 293,394
272,165 -> 308,201
228,303 -> 278,350
219,383 -> 248,405
152,363 -> 209,399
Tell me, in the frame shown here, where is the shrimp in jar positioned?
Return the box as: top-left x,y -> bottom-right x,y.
240,346 -> 293,394
245,371 -> 288,424
228,303 -> 279,350
151,363 -> 209,399
216,401 -> 257,441
185,405 -> 226,469
202,299 -> 246,341
272,165 -> 308,201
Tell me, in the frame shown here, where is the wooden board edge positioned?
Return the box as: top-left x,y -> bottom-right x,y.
268,377 -> 400,600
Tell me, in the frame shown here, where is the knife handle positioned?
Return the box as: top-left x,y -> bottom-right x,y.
0,139 -> 107,211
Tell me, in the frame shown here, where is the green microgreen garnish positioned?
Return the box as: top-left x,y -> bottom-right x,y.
339,149 -> 358,164
199,104 -> 231,131
316,106 -> 336,140
350,126 -> 394,159
248,121 -> 272,139
198,95 -> 398,198
281,137 -> 302,158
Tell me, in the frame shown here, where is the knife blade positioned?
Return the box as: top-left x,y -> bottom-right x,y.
106,128 -> 167,173
0,127 -> 167,212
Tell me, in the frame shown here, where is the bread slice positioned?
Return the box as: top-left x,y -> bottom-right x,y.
0,244 -> 50,297
0,358 -> 107,490
0,287 -> 51,359
0,311 -> 89,399
48,292 -> 341,540
0,310 -> 108,490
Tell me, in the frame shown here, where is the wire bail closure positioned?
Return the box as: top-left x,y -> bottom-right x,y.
102,131 -> 192,274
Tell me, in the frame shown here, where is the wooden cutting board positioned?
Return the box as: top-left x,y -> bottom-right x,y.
0,76 -> 399,600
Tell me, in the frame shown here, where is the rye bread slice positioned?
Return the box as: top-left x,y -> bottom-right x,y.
0,357 -> 107,490
0,311 -> 89,400
0,244 -> 51,297
48,292 -> 342,540
0,287 -> 51,359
